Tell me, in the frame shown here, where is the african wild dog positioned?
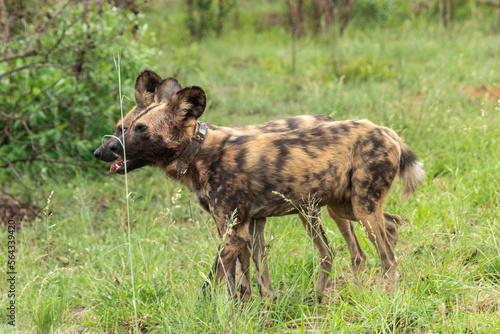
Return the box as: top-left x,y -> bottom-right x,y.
108,83 -> 424,301
100,74 -> 402,300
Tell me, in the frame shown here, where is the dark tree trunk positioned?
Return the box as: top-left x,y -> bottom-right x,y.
442,0 -> 448,27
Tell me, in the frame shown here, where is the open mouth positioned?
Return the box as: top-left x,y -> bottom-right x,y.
110,160 -> 126,173
109,159 -> 147,174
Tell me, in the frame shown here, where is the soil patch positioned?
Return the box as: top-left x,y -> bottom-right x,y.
0,194 -> 41,225
462,84 -> 500,100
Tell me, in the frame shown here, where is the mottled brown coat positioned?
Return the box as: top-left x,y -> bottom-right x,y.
108,84 -> 424,301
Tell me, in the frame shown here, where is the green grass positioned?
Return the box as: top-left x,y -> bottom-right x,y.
1,2 -> 500,333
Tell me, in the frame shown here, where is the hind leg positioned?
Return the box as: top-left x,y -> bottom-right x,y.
349,146 -> 400,280
327,207 -> 366,276
352,204 -> 398,280
383,213 -> 401,251
298,208 -> 333,302
326,208 -> 400,277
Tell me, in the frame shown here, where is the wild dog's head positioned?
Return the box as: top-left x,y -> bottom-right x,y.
109,80 -> 206,174
93,70 -> 163,165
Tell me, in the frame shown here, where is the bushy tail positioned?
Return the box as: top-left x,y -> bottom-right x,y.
383,128 -> 425,199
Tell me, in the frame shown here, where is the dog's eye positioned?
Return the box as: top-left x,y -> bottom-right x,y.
135,124 -> 147,132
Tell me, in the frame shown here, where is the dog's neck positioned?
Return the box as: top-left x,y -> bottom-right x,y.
169,125 -> 228,196
173,122 -> 208,176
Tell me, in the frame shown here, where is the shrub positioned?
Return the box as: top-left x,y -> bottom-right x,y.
0,0 -> 153,183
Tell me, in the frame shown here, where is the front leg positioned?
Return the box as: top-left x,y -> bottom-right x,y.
235,246 -> 252,301
230,218 -> 273,301
202,214 -> 252,297
250,218 -> 276,300
227,247 -> 252,300
205,213 -> 248,299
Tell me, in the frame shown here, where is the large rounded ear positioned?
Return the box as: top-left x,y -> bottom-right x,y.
154,78 -> 183,103
170,86 -> 206,122
169,86 -> 207,122
135,70 -> 162,108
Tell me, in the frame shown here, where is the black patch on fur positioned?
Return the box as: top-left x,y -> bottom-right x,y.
235,148 -> 248,172
340,123 -> 351,133
310,187 -> 320,196
357,194 -> 377,214
367,132 -> 386,157
314,114 -> 334,122
303,145 -> 319,159
313,172 -> 324,181
308,127 -> 325,137
330,126 -> 340,136
197,197 -> 210,212
358,160 -> 398,210
286,117 -> 299,130
273,139 -> 291,170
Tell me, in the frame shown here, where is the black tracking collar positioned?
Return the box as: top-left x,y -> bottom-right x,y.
175,122 -> 207,175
